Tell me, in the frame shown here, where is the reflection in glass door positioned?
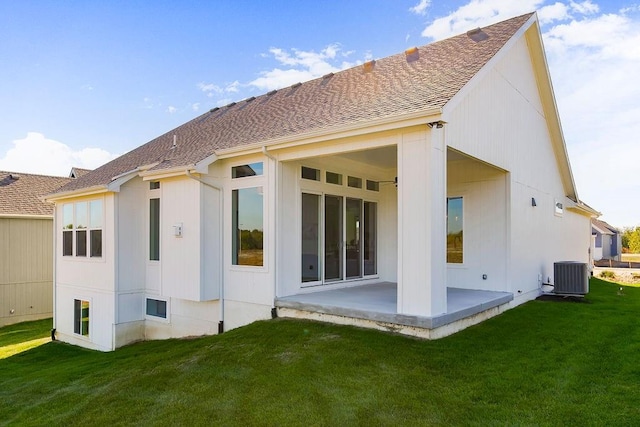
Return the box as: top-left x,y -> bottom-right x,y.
301,193 -> 321,283
324,195 -> 343,281
345,198 -> 362,279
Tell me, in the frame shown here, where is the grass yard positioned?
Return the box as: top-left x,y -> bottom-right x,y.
1,278 -> 639,426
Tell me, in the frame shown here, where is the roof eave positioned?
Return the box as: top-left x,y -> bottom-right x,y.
214,108 -> 443,158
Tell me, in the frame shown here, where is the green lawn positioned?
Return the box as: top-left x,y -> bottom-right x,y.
1,278 -> 639,426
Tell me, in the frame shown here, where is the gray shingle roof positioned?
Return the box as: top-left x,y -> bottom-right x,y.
54,13 -> 533,195
0,172 -> 71,216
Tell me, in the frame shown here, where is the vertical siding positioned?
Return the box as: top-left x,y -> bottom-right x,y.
0,217 -> 54,326
445,34 -> 590,295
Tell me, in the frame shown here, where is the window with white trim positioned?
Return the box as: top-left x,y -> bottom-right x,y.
447,197 -> 463,264
146,298 -> 167,319
62,200 -> 103,258
73,299 -> 90,336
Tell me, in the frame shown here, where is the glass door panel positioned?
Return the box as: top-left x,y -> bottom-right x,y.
301,193 -> 321,283
346,198 -> 362,279
364,201 -> 377,276
324,195 -> 343,281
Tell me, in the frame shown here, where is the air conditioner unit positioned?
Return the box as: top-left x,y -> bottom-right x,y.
554,262 -> 589,295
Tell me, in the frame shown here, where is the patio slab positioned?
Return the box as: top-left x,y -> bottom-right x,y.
275,282 -> 513,329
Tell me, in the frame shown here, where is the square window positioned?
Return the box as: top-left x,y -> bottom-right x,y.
149,181 -> 160,190
146,298 -> 167,318
232,162 -> 263,178
326,171 -> 342,185
301,166 -> 320,181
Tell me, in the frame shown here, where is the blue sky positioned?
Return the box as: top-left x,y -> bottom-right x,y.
1,0 -> 639,228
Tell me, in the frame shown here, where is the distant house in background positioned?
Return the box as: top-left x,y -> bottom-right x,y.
0,171 -> 71,326
69,167 -> 92,179
591,218 -> 621,261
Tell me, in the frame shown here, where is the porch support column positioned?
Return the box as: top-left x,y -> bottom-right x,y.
397,127 -> 447,317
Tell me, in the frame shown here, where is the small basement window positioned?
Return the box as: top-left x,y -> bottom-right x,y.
73,299 -> 89,336
146,298 -> 167,319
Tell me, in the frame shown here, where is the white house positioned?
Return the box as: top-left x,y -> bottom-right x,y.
46,13 -> 597,351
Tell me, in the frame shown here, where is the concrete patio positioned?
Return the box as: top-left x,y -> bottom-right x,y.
275,282 -> 513,333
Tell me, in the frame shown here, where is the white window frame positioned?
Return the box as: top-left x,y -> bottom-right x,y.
73,297 -> 92,338
230,161 -> 267,271
145,296 -> 170,322
61,199 -> 104,260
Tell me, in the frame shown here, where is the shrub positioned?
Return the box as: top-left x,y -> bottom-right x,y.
600,270 -> 616,279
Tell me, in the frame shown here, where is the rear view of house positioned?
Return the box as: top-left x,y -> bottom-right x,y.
46,13 -> 597,351
1,171 -> 71,326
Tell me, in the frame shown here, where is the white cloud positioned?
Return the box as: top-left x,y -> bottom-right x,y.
166,106 -> 177,114
420,0 -> 543,40
249,44 -> 358,91
192,102 -> 200,112
410,0 -> 431,16
417,0 -> 640,227
0,132 -> 118,177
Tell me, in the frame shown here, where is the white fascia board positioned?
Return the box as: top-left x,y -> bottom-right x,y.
139,165 -> 196,181
43,185 -> 110,203
214,109 -> 442,158
194,153 -> 218,173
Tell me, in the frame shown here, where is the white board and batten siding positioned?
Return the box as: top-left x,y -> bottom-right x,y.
444,32 -> 590,297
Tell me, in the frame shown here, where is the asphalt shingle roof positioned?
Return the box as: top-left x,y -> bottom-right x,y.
54,13 -> 533,195
0,172 -> 71,216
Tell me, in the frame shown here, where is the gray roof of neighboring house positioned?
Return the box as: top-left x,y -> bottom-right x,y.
52,13 -> 533,195
0,172 -> 71,216
592,218 -> 619,235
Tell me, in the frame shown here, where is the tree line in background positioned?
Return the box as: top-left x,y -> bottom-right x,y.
621,226 -> 640,253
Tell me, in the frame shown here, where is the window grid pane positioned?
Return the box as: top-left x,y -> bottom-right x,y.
76,230 -> 87,257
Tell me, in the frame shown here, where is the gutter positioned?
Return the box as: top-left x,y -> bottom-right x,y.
185,168 -> 225,333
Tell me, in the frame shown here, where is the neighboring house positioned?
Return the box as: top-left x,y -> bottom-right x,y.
1,171 -> 71,327
69,167 -> 92,179
591,218 -> 621,261
46,13 -> 597,352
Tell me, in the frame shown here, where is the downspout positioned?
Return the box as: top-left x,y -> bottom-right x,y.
261,146 -> 278,318
185,168 -> 225,333
51,205 -> 57,341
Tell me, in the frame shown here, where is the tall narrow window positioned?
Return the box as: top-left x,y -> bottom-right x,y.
73,299 -> 89,336
301,193 -> 321,282
75,202 -> 88,257
447,197 -> 463,264
364,202 -> 377,275
62,204 -> 73,256
232,187 -> 264,266
89,200 -> 103,257
149,198 -> 160,261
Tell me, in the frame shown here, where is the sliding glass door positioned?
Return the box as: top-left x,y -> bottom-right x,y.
302,193 -> 377,285
324,195 -> 343,282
